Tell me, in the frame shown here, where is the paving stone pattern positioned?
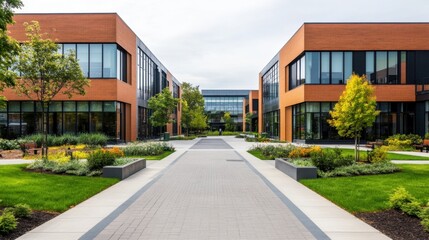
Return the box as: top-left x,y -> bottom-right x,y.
93,139 -> 316,240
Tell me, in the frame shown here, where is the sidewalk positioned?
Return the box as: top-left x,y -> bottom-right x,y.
18,137 -> 390,240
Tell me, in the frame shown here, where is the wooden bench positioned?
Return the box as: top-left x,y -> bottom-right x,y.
366,140 -> 384,149
414,139 -> 429,152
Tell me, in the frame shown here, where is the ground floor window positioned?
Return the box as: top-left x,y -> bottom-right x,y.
0,101 -> 125,140
263,110 -> 279,138
292,102 -> 417,141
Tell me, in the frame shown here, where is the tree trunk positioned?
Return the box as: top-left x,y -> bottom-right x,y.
355,136 -> 358,162
41,100 -> 46,160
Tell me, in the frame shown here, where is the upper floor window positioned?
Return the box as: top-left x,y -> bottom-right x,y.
289,51 -> 399,90
262,62 -> 279,111
366,51 -> 398,84
59,43 -> 129,83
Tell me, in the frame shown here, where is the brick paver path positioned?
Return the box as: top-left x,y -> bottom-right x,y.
90,139 -> 318,240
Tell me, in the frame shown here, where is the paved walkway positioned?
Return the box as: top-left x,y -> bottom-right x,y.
18,137 -> 390,240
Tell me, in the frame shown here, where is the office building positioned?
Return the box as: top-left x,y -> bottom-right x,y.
2,13 -> 181,141
259,23 -> 429,142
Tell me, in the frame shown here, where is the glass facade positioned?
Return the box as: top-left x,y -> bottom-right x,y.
289,51 -> 401,89
203,90 -> 249,131
263,110 -> 279,138
262,62 -> 279,112
59,43 -> 128,82
137,48 -> 159,100
0,101 -> 124,140
204,96 -> 244,115
292,102 -> 416,141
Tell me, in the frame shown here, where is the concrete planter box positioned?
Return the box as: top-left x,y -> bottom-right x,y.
275,158 -> 317,181
103,159 -> 146,180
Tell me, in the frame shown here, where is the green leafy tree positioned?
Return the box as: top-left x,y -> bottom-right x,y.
245,112 -> 254,132
328,74 -> 380,161
148,87 -> 179,129
14,21 -> 89,158
0,0 -> 23,106
180,82 -> 206,135
224,112 -> 235,131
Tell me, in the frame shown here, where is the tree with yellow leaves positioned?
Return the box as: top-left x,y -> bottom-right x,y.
328,74 -> 380,161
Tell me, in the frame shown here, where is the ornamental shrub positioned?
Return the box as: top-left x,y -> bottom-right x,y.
367,146 -> 388,163
11,204 -> 32,219
401,200 -> 422,217
288,146 -> 322,159
0,212 -> 17,235
77,133 -> 108,146
87,149 -> 115,171
123,142 -> 174,156
388,187 -> 416,209
310,148 -> 354,172
385,134 -> 422,148
0,139 -> 20,150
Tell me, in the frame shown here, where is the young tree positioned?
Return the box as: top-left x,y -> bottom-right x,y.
223,112 -> 235,131
0,0 -> 23,106
148,87 -> 179,130
328,74 -> 380,161
14,21 -> 89,158
190,107 -> 207,133
245,112 -> 254,132
180,82 -> 205,135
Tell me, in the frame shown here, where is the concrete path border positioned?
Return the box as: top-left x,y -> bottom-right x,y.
18,139 -> 200,240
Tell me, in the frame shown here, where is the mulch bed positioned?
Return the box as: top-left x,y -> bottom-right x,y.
0,210 -> 58,240
356,209 -> 429,240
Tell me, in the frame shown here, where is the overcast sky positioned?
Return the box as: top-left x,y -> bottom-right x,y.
17,0 -> 429,90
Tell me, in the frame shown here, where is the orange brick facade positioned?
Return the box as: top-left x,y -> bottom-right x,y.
259,23 -> 429,142
5,13 -> 181,141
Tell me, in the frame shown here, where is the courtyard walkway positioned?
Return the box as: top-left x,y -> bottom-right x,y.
18,137 -> 390,240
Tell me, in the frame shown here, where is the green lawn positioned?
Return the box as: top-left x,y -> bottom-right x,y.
337,148 -> 429,160
301,164 -> 429,213
248,150 -> 270,160
0,164 -> 118,212
126,150 -> 174,160
248,148 -> 429,161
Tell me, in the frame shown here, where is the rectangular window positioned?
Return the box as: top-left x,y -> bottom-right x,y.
306,52 -> 320,84
344,52 -> 353,82
63,44 -> 76,56
388,51 -> 398,84
77,44 -> 89,78
77,101 -> 89,112
366,52 -> 375,83
91,102 -> 103,112
331,52 -> 343,84
103,44 -> 117,78
321,52 -> 330,84
299,55 -> 305,85
376,51 -> 388,84
89,44 -> 102,78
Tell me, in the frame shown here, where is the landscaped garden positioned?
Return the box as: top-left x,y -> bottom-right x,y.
248,141 -> 429,239
301,165 -> 429,239
0,133 -> 175,238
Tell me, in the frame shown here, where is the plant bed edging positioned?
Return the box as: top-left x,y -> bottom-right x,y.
103,159 -> 146,180
275,158 -> 317,181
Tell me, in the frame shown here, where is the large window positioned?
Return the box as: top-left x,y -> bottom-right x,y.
366,51 -> 399,84
0,101 -> 123,140
263,110 -> 279,138
204,96 -> 244,115
58,43 -> 128,82
137,48 -> 158,100
290,52 -> 353,89
262,62 -> 279,113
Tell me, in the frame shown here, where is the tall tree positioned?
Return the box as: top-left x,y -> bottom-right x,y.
14,21 -> 89,158
180,82 -> 206,135
148,87 -> 179,129
328,74 -> 380,161
0,0 -> 23,105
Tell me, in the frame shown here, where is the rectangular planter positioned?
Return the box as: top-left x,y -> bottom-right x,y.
275,158 -> 317,181
103,159 -> 146,180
